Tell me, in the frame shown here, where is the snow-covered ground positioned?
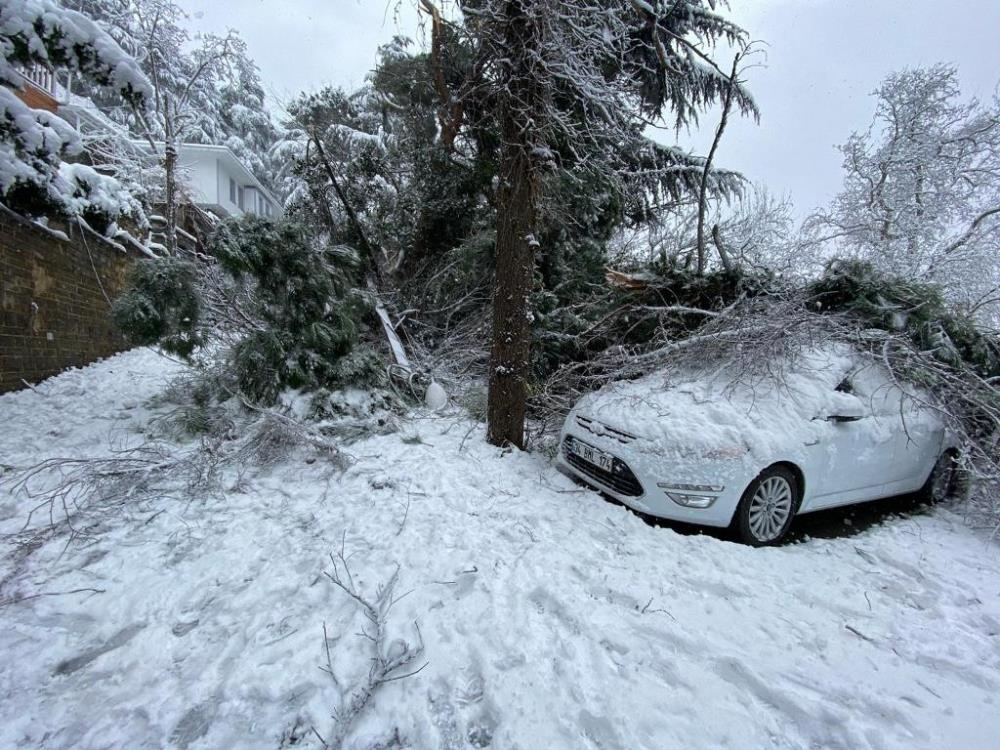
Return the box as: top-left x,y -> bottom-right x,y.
1,349 -> 999,749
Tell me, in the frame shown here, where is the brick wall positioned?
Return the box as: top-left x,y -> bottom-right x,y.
0,208 -> 142,393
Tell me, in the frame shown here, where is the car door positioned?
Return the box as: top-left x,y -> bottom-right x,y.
803,374 -> 894,510
850,364 -> 943,493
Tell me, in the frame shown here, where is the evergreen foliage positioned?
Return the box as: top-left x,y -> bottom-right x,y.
112,257 -> 201,357
807,260 -> 1000,381
0,0 -> 151,222
212,217 -> 370,404
114,217 -> 377,406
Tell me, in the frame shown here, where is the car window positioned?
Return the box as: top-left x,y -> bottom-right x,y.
846,363 -> 904,417
835,377 -> 855,395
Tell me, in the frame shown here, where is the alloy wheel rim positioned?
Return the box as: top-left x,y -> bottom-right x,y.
748,476 -> 793,542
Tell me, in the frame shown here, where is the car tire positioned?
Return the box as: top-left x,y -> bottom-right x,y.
733,466 -> 800,547
917,450 -> 961,505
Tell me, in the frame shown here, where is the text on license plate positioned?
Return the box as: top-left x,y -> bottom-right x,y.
573,441 -> 613,472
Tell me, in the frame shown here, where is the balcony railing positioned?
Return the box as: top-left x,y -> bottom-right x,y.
18,64 -> 57,95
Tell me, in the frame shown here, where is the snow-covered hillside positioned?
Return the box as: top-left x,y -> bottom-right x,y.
1,349 -> 998,749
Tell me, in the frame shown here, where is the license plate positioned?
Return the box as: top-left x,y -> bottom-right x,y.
572,440 -> 614,472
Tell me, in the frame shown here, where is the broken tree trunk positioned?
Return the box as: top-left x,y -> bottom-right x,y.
695,55 -> 741,274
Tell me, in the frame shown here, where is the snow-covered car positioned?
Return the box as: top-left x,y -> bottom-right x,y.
557,346 -> 959,545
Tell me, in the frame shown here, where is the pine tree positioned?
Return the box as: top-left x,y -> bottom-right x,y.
441,0 -> 757,447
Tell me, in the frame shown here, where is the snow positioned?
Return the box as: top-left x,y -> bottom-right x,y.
59,161 -> 146,228
0,88 -> 141,225
2,349 -> 1000,749
0,87 -> 80,193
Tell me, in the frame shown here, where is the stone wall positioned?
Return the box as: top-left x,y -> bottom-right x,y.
0,208 -> 141,393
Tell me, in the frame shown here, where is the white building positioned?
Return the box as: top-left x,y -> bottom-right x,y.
14,65 -> 280,222
162,142 -> 280,220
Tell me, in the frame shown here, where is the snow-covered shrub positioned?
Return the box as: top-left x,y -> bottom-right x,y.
0,91 -> 146,227
0,0 -> 152,103
112,257 -> 202,357
0,88 -> 81,218
59,162 -> 147,233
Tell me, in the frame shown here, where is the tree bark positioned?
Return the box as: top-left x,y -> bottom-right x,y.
486,0 -> 538,449
711,223 -> 733,272
163,98 -> 178,256
420,0 -> 465,150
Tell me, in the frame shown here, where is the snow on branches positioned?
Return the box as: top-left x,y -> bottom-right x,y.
0,0 -> 151,104
0,0 -> 151,227
806,64 -> 1000,318
453,0 -> 757,187
0,87 -> 81,208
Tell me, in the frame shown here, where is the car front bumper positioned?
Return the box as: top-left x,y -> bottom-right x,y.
557,425 -> 750,529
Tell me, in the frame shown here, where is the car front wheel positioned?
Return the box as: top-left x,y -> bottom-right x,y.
918,451 -> 961,504
734,466 -> 800,546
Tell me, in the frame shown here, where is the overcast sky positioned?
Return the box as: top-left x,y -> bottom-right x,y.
179,0 -> 1000,218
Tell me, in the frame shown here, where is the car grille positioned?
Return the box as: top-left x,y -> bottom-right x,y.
563,438 -> 643,497
575,415 -> 637,444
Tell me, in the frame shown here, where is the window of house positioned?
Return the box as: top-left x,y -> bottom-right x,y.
229,177 -> 236,203
237,186 -> 244,209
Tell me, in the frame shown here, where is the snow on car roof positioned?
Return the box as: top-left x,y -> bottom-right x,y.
574,344 -> 893,460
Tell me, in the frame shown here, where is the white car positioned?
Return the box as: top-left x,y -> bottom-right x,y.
558,346 -> 959,545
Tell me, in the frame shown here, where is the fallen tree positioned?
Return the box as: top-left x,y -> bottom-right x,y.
534,259 -> 1000,531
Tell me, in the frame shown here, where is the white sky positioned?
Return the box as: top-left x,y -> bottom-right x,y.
179,0 -> 1000,218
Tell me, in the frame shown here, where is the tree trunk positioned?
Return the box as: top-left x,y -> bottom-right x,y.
163,98 -> 178,256
486,0 -> 537,449
696,55 -> 740,274
711,223 -> 733,272
163,144 -> 177,256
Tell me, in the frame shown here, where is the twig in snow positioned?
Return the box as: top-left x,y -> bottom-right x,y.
0,586 -> 106,607
315,546 -> 427,748
640,597 -> 677,620
20,378 -> 45,396
844,623 -> 876,643
395,491 -> 412,537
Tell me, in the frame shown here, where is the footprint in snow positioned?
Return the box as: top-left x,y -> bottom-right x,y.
430,665 -> 501,749
170,700 -> 217,749
53,622 -> 146,676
